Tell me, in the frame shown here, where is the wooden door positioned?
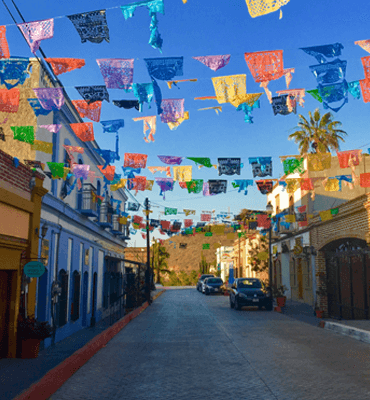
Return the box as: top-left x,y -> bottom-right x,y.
0,271 -> 13,358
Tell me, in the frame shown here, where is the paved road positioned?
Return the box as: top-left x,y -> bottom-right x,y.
49,289 -> 370,400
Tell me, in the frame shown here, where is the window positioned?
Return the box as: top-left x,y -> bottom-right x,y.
71,271 -> 81,321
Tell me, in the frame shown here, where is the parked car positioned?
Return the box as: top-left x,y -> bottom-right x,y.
196,274 -> 215,291
203,277 -> 224,295
229,278 -> 273,311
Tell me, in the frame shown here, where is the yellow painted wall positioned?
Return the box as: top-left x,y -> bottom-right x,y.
0,202 -> 30,239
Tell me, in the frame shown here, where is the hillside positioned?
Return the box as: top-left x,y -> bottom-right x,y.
161,228 -> 236,274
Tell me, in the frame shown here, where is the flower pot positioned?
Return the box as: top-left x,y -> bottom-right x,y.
276,297 -> 286,308
21,338 -> 41,359
316,309 -> 324,319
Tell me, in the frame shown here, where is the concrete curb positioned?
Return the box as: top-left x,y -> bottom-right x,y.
13,290 -> 166,400
318,320 -> 370,345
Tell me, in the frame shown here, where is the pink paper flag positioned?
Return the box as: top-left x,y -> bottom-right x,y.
192,55 -> 231,71
18,19 -> 54,54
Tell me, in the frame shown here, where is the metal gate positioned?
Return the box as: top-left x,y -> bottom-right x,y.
325,238 -> 370,320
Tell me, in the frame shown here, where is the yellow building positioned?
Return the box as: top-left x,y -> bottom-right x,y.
0,148 -> 47,358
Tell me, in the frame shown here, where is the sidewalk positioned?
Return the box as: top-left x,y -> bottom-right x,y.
277,298 -> 370,345
0,289 -> 164,400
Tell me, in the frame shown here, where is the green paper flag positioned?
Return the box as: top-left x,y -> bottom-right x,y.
187,157 -> 213,168
283,158 -> 305,176
205,232 -> 213,237
307,89 -> 323,103
186,179 -> 203,194
196,227 -> 202,232
11,126 -> 34,144
331,207 -> 339,215
165,207 -> 177,215
46,162 -> 64,179
203,243 -> 210,249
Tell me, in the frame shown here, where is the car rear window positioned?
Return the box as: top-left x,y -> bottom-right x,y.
238,279 -> 262,288
201,275 -> 214,279
207,278 -> 223,284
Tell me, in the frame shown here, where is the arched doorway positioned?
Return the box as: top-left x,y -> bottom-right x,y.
91,272 -> 97,327
57,269 -> 68,327
323,238 -> 370,320
82,271 -> 89,327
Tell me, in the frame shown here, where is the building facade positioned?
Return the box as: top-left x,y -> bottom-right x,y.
0,58 -> 131,349
0,149 -> 47,358
267,153 -> 370,316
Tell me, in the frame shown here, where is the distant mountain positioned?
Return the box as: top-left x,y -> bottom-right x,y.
161,228 -> 236,274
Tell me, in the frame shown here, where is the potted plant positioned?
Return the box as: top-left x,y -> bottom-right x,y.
271,284 -> 288,307
17,315 -> 53,358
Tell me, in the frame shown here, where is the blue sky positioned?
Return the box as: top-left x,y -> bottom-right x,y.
2,0 -> 370,246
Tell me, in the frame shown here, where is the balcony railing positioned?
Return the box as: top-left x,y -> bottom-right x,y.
112,214 -> 123,235
79,183 -> 98,217
98,199 -> 113,228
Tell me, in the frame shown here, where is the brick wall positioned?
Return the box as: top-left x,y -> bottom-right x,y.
0,148 -> 44,194
310,194 -> 370,316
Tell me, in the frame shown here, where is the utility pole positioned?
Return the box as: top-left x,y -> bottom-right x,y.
144,198 -> 151,305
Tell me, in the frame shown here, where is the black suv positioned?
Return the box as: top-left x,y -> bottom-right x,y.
229,278 -> 273,311
196,274 -> 215,291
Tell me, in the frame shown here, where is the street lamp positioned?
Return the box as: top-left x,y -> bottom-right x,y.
266,202 -> 274,295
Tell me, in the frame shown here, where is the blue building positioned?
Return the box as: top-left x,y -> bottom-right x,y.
27,60 -> 131,348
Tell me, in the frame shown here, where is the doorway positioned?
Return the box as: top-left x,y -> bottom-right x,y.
91,272 -> 97,327
0,271 -> 15,358
82,272 -> 88,327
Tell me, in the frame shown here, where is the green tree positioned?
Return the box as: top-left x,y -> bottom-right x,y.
179,271 -> 191,286
288,108 -> 347,154
248,236 -> 269,276
151,240 -> 171,284
199,251 -> 210,274
190,270 -> 199,285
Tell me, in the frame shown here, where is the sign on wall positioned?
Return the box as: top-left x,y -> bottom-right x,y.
23,261 -> 46,278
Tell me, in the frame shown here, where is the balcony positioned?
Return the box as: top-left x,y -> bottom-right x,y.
98,200 -> 113,229
79,183 -> 99,218
112,214 -> 123,235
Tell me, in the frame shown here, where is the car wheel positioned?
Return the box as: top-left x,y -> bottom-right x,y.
265,301 -> 273,311
234,297 -> 240,310
230,297 -> 234,308
205,289 -> 209,296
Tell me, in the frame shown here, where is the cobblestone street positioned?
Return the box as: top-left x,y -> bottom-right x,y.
49,289 -> 370,400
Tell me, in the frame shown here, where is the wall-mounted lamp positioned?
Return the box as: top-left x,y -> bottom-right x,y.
41,224 -> 48,239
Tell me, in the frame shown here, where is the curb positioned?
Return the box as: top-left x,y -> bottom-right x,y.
318,320 -> 370,345
13,290 -> 166,400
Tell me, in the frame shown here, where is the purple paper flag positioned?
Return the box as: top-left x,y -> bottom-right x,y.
39,124 -> 62,133
18,19 -> 54,54
160,99 -> 184,123
96,59 -> 134,91
158,155 -> 183,165
155,177 -> 174,199
192,55 -> 231,72
72,164 -> 90,180
33,88 -> 64,110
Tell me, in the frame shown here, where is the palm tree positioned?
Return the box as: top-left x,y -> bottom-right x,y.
288,108 -> 347,154
151,240 -> 171,284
